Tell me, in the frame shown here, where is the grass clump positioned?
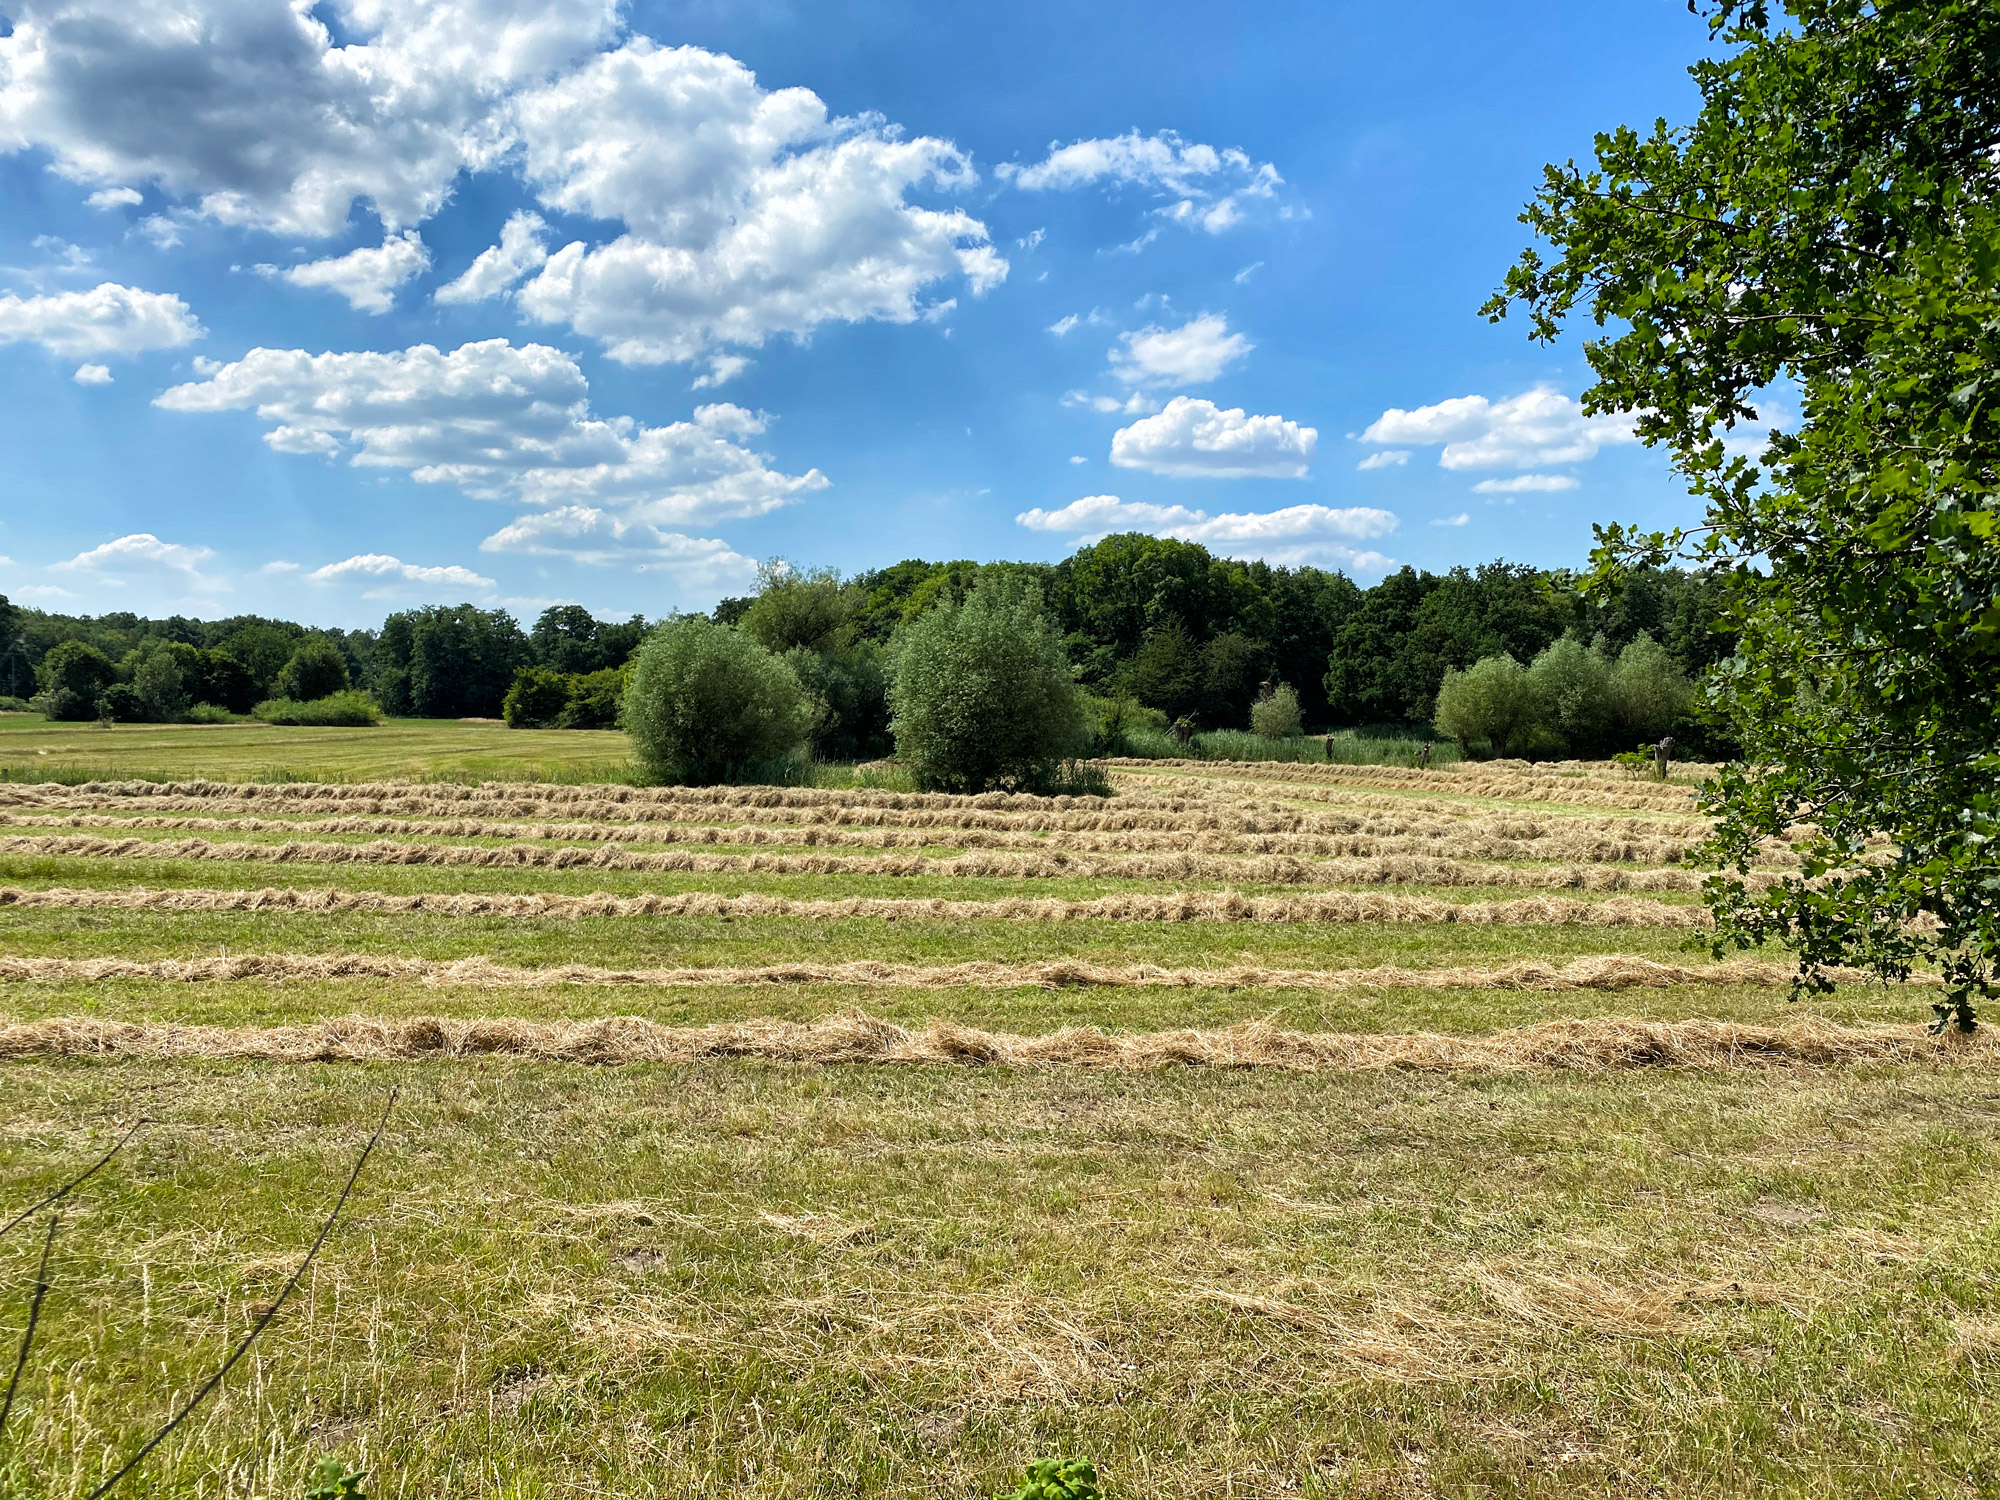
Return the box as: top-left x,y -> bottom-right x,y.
253,692 -> 384,727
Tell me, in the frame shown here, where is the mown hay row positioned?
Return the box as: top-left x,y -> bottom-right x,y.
0,1011 -> 1973,1072
0,810 -> 1731,867
0,833 -> 1756,891
0,884 -> 1717,927
1114,763 -> 1699,814
0,785 -> 1721,842
1110,756 -> 1709,799
0,951 -> 1861,992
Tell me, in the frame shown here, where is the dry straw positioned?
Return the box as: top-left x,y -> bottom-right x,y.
0,809 -> 1730,867
0,833 -> 1755,891
0,884 -> 1717,926
0,951 -> 1864,991
0,1011 -> 1975,1072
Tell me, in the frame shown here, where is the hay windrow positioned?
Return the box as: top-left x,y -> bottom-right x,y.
0,1011 -> 1973,1071
0,833 -> 1758,891
0,884 -> 1716,927
1113,764 -> 1699,815
0,951 -> 1869,992
0,809 -> 1736,866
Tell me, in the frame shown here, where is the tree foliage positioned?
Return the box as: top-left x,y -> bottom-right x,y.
889,579 -> 1088,793
1491,0 -> 2000,1028
622,617 -> 808,784
273,637 -> 352,703
375,606 -> 529,719
1433,655 -> 1540,758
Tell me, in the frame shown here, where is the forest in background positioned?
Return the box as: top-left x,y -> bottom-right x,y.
0,532 -> 1736,757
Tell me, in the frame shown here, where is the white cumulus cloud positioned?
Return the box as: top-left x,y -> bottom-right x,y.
1361,386 -> 1637,470
478,506 -> 756,587
1110,396 -> 1316,479
72,362 -> 112,384
306,553 -> 495,594
0,0 -> 621,236
0,282 -> 201,357
155,338 -> 827,563
1017,494 -> 1395,570
1109,313 -> 1250,388
282,230 -> 431,313
51,532 -> 225,592
1472,474 -> 1578,494
1356,449 -> 1408,470
86,186 -> 142,209
436,211 -> 548,305
998,129 -> 1281,234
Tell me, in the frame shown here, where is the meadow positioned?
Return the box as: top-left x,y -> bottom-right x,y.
1,721 -> 1994,1498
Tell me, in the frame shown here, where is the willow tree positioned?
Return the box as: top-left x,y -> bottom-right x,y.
1490,0 -> 2000,1030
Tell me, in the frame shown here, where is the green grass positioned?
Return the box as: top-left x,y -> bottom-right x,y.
0,715 -> 638,784
3,1061 -> 1997,1498
0,751 -> 1976,1498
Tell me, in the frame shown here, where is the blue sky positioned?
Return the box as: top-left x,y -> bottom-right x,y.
0,0 -> 1717,626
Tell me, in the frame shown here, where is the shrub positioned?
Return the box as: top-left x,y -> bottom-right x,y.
273,637 -> 352,702
94,683 -> 142,722
889,579 -> 1089,793
504,666 -> 574,729
1527,636 -> 1614,752
998,1459 -> 1100,1500
134,650 -> 190,722
35,641 -> 114,720
1609,632 -> 1695,744
1084,693 -> 1167,755
0,695 -> 29,713
1434,654 -> 1542,757
622,617 -> 809,784
185,702 -> 235,723
1249,682 -> 1303,738
253,690 -> 384,726
740,564 -> 855,655
557,666 -> 627,729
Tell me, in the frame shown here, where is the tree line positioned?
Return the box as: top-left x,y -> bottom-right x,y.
0,535 -> 1735,757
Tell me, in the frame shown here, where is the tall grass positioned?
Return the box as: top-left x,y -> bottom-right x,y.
1117,726 -> 1460,768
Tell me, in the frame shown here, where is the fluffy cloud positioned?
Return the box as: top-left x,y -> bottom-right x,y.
479,506 -> 756,586
435,211 -> 548,305
72,362 -> 111,384
998,129 -> 1281,233
455,39 -> 1006,364
282,230 -> 430,313
51,532 -> 225,591
1356,449 -> 1408,471
1110,396 -> 1316,479
1109,313 -> 1250,387
86,186 -> 141,209
1361,386 -> 1637,470
155,339 -> 827,552
0,282 -> 201,357
306,552 -> 495,594
1017,494 -> 1395,570
1472,474 -> 1578,494
0,0 -> 619,236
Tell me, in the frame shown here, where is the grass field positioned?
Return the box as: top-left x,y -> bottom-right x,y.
2,727 -> 1994,1498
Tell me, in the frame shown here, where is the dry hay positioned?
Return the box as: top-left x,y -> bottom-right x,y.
0,950 -> 1869,992
1112,762 -> 1700,815
0,783 -> 1722,842
0,808 -> 1734,867
0,883 -> 1717,927
1111,755 -> 1706,799
0,832 -> 1756,891
0,1010 -> 1975,1071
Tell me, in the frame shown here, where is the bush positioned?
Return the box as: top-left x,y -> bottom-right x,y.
557,666 -> 627,729
1434,654 -> 1542,757
1249,682 -> 1303,738
253,690 -> 384,726
1527,636 -> 1614,752
1083,693 -> 1168,756
504,666 -> 574,729
1609,632 -> 1695,743
889,579 -> 1089,793
0,696 -> 28,713
273,637 -> 352,702
134,650 -> 190,722
95,683 -> 142,722
185,702 -> 235,723
621,617 -> 809,784
36,641 -> 114,720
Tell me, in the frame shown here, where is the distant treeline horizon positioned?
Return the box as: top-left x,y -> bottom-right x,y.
0,534 -> 1736,745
